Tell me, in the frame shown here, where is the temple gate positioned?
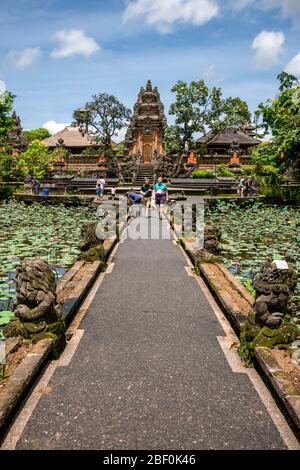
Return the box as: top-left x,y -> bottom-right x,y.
125,80 -> 167,164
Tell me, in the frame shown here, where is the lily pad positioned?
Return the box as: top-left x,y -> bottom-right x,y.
0,310 -> 14,326
0,200 -> 101,309
206,201 -> 300,303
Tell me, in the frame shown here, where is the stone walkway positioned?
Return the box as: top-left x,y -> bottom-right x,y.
6,215 -> 294,449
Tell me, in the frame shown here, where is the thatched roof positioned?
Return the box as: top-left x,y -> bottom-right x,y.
42,126 -> 117,148
196,130 -> 260,146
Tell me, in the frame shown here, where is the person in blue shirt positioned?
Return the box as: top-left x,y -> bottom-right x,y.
152,176 -> 168,220
31,179 -> 41,195
127,191 -> 143,205
127,190 -> 143,217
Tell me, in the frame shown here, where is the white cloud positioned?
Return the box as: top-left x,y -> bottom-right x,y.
8,47 -> 41,69
231,0 -> 254,11
0,80 -> 6,104
51,29 -> 100,59
262,0 -> 300,25
113,127 -> 127,143
231,1 -> 300,25
202,64 -> 224,84
43,121 -> 70,135
285,52 -> 300,77
252,31 -> 285,68
123,0 -> 219,33
0,80 -> 6,93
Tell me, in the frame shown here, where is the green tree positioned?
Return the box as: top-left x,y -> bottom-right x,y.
0,150 -> 23,181
73,93 -> 131,158
23,128 -> 51,144
165,80 -> 250,154
18,140 -> 54,179
255,72 -> 300,180
0,91 -> 15,145
50,146 -> 71,161
116,143 -> 125,156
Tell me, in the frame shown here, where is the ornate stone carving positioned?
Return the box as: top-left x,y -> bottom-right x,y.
125,80 -> 167,163
194,225 -> 223,264
253,260 -> 298,328
3,260 -> 66,356
80,222 -> 100,251
239,260 -> 300,363
78,222 -> 105,262
152,152 -> 198,179
10,110 -> 26,152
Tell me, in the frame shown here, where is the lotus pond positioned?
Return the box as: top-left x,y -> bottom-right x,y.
205,200 -> 300,303
0,201 -> 99,317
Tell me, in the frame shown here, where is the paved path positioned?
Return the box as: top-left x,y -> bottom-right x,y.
4,215 -> 297,449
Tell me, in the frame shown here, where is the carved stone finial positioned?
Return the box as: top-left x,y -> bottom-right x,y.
10,110 -> 26,152
146,80 -> 152,92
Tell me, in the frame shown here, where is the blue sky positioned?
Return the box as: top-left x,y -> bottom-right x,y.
1,0 -> 300,139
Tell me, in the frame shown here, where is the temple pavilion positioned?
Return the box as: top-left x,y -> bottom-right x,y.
195,123 -> 260,164
42,126 -> 117,173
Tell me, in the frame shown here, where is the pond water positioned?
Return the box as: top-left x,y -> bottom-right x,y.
1,199 -> 299,323
205,200 -> 300,303
0,201 -> 99,315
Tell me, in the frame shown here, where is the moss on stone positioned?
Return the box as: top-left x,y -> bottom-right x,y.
261,326 -> 280,338
32,330 -> 65,358
3,318 -> 29,339
238,329 -> 255,367
24,321 -> 46,334
195,249 -> 223,265
47,320 -> 65,336
78,245 -> 105,262
253,320 -> 299,348
239,317 -> 300,364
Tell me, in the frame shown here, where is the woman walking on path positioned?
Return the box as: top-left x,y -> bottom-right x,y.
153,176 -> 168,220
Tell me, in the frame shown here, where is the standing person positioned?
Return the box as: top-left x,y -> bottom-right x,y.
95,181 -> 103,202
96,175 -> 106,202
32,179 -> 41,195
153,176 -> 168,220
238,178 -> 247,198
245,178 -> 252,197
110,186 -> 117,200
140,178 -> 153,218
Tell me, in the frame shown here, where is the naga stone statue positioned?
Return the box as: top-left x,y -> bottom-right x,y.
253,260 -> 298,328
3,259 -> 66,356
195,224 -> 223,264
204,225 -> 222,255
239,260 -> 300,360
78,221 -> 105,263
80,221 -> 100,251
